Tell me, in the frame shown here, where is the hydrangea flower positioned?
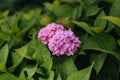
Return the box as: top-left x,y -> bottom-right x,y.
48,29 -> 81,56
38,23 -> 65,44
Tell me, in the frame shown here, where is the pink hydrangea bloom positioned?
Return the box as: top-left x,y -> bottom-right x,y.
48,29 -> 81,56
38,23 -> 65,44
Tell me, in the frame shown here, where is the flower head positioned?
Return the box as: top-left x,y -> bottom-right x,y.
48,29 -> 81,56
38,23 -> 65,44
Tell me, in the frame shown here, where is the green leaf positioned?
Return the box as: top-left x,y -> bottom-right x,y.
0,73 -> 18,80
92,11 -> 106,33
9,45 -> 28,72
0,18 -> 6,25
38,58 -> 53,80
25,40 -> 36,60
0,44 -> 9,71
102,16 -> 120,27
94,57 -> 119,80
72,21 -> 94,35
5,14 -> 20,35
0,32 -> 11,41
105,0 -> 120,32
83,34 -> 120,59
53,4 -> 74,18
1,10 -> 9,17
24,63 -> 38,78
67,62 -> 94,80
80,0 -> 96,6
1,25 -> 11,35
27,77 -> 34,80
38,58 -> 53,79
57,74 -> 62,80
44,0 -> 61,11
86,6 -> 100,17
33,40 -> 51,64
90,53 -> 107,74
15,18 -> 36,42
53,56 -> 77,80
40,14 -> 53,26
19,71 -> 26,80
72,5 -> 83,20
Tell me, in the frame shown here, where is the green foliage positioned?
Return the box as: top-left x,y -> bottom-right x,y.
67,62 -> 94,80
0,0 -> 120,80
0,44 -> 8,72
90,53 -> 107,74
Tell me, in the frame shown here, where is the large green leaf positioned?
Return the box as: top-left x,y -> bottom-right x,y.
72,21 -> 94,35
53,56 -> 77,80
0,44 -> 9,71
33,40 -> 51,64
9,45 -> 28,72
90,53 -> 107,74
83,34 -> 120,59
0,73 -> 18,80
102,16 -> 120,27
67,62 -> 94,80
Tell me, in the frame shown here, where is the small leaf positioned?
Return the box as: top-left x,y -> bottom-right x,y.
19,71 -> 26,80
57,74 -> 62,80
102,16 -> 120,27
93,11 -> 106,33
0,44 -> 9,71
67,62 -> 94,80
90,53 -> 107,74
2,10 -> 9,17
24,63 -> 38,78
86,6 -> 100,17
72,21 -> 94,35
0,32 -> 11,41
72,5 -> 82,20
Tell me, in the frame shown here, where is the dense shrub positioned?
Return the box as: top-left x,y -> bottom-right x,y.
0,0 -> 120,80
